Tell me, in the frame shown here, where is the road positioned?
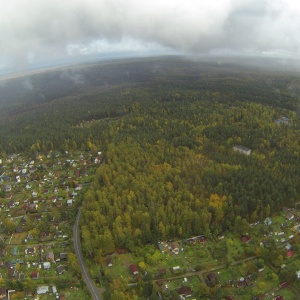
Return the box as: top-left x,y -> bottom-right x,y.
73,210 -> 102,300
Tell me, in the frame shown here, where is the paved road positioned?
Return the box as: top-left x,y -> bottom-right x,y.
74,210 -> 102,300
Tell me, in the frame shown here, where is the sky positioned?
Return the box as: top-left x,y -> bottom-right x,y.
1,0 -> 300,74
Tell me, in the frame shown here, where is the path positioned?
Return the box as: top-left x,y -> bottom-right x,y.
73,210 -> 102,300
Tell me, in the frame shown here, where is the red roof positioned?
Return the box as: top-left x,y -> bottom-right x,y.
31,271 -> 39,279
273,296 -> 283,300
117,249 -> 126,254
199,236 -> 208,243
241,235 -> 251,243
286,250 -> 294,258
177,286 -> 192,296
129,264 -> 139,274
279,282 -> 288,289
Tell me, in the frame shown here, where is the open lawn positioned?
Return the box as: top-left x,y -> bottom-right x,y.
183,241 -> 219,270
38,287 -> 91,300
280,288 -> 298,300
166,275 -> 200,296
226,235 -> 247,262
10,232 -> 27,244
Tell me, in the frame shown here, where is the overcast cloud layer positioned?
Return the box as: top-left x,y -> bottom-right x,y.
1,0 -> 300,72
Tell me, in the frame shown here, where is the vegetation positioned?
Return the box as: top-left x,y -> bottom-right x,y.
0,57 -> 300,298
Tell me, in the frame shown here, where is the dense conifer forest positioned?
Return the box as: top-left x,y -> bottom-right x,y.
1,57 -> 299,268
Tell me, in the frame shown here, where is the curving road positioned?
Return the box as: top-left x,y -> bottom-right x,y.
73,210 -> 102,300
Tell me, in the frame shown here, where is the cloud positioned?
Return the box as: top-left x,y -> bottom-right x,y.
1,0 -> 300,71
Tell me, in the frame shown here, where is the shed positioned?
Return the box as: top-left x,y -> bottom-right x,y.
129,264 -> 139,275
233,145 -> 251,155
37,286 -> 49,294
0,287 -> 6,299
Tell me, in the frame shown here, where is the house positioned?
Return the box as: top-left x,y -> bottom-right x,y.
56,265 -> 66,275
56,231 -> 63,238
275,117 -> 290,125
46,251 -> 54,261
25,289 -> 34,298
31,271 -> 39,279
129,264 -> 139,275
106,257 -> 113,267
35,214 -> 42,221
32,191 -> 38,197
11,246 -> 19,256
75,184 -> 82,190
233,145 -> 251,156
5,185 -> 11,192
286,250 -> 294,258
25,247 -> 36,255
286,212 -> 294,221
36,286 -> 49,294
66,199 -> 73,206
16,226 -> 22,233
218,233 -> 225,239
157,268 -> 167,277
0,287 -> 6,299
177,286 -> 192,297
60,253 -> 68,261
296,270 -> 300,279
285,244 -> 292,250
207,272 -> 217,285
172,266 -> 181,273
170,242 -> 180,254
27,203 -> 38,212
273,296 -> 283,300
241,235 -> 251,243
157,242 -> 165,253
43,262 -> 51,270
236,278 -> 247,288
264,217 -> 272,226
21,216 -> 27,226
279,282 -> 288,289
39,232 -> 51,241
199,236 -> 208,243
94,157 -> 101,164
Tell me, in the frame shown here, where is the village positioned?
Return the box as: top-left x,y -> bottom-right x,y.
97,206 -> 300,300
0,150 -> 102,299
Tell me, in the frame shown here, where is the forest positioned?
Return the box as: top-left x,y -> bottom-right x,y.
78,83 -> 300,257
0,57 -> 300,294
